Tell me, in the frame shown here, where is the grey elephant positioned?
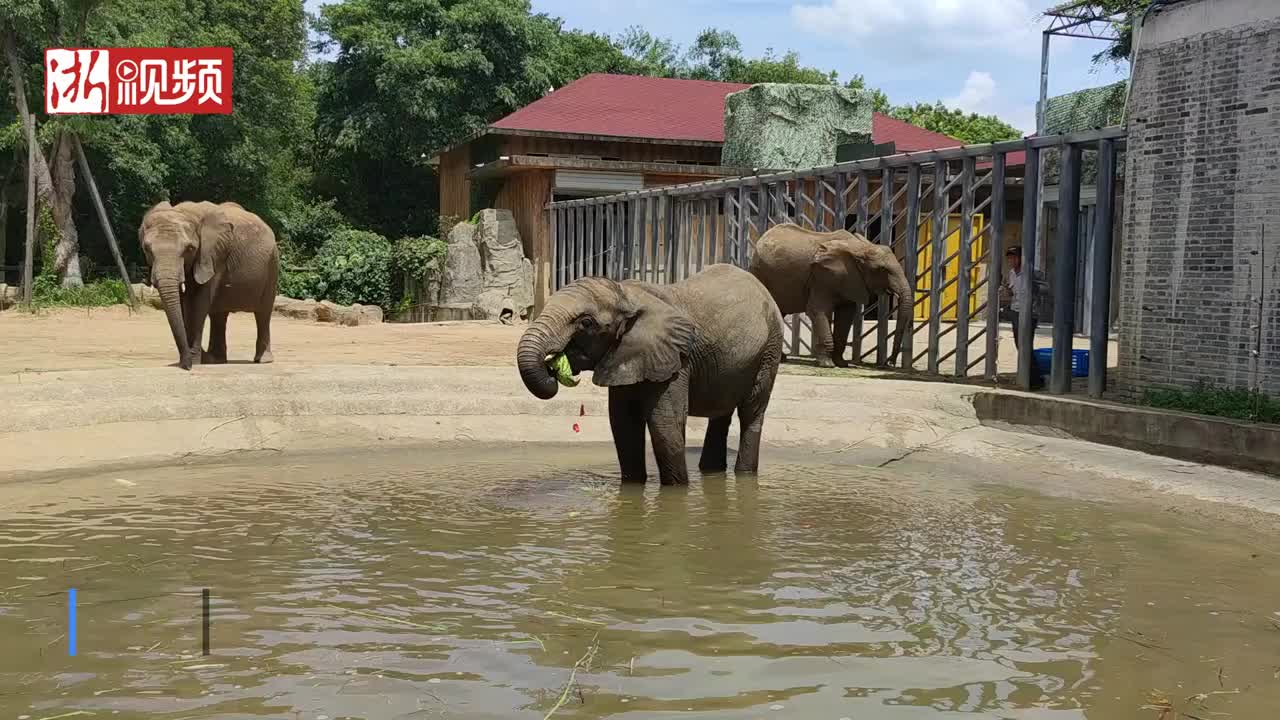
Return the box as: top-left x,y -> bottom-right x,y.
516,264 -> 784,485
749,222 -> 911,369
139,200 -> 280,370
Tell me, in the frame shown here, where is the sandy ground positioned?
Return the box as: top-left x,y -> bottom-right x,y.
0,305 -> 524,374
0,306 -> 1115,379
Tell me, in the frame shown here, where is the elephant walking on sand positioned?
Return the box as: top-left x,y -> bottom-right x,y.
139,201 -> 279,370
517,264 -> 785,485
749,223 -> 911,369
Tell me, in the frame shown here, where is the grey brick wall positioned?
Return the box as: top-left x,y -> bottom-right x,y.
1117,2 -> 1280,402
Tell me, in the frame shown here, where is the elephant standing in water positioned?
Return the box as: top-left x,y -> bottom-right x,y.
139,201 -> 279,370
517,264 -> 784,485
749,222 -> 911,369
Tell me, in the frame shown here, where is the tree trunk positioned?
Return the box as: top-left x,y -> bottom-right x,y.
2,29 -> 81,287
49,133 -> 83,286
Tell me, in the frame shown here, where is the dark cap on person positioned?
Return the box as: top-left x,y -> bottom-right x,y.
1004,246 -> 1021,257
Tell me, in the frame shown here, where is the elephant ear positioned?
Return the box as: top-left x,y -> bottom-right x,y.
195,209 -> 232,285
592,286 -> 696,387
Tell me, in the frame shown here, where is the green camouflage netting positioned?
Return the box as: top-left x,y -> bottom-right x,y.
721,84 -> 873,170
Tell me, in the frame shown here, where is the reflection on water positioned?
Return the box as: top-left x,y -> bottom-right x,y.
1,445 -> 1278,719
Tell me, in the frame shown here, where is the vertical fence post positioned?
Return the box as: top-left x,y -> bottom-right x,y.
835,172 -> 848,231
604,203 -> 615,278
755,183 -> 768,264
595,202 -> 606,277
902,164 -> 920,369
1018,142 -> 1042,391
1051,142 -> 1082,394
815,178 -> 827,231
985,152 -> 1007,380
709,196 -> 719,267
550,207 -> 560,291
791,178 -> 802,227
877,167 -> 893,364
928,160 -> 947,375
668,199 -> 678,282
956,156 -> 975,377
720,192 -> 732,263
736,185 -> 750,267
649,194 -> 660,282
696,198 -> 706,273
1088,138 -> 1117,398
856,171 -> 870,235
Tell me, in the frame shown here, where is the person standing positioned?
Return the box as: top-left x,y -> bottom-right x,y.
1000,246 -> 1048,389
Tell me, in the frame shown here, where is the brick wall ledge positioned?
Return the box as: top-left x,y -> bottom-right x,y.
972,391 -> 1280,478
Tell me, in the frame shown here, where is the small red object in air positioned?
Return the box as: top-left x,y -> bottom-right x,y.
572,423 -> 581,433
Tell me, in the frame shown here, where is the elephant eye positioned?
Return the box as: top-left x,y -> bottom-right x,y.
577,315 -> 598,330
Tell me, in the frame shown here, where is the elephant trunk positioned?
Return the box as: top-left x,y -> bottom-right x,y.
516,308 -> 575,400
156,277 -> 190,370
889,268 -> 912,366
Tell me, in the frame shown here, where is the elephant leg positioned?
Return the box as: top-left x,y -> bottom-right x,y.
185,287 -> 213,367
698,415 -> 732,473
205,312 -> 229,364
609,386 -> 647,483
735,360 -> 779,474
644,374 -> 690,486
807,303 -> 836,369
254,308 -> 273,364
832,303 -> 858,368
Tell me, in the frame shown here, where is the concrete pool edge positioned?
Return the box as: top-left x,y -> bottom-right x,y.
0,364 -> 980,480
972,390 -> 1280,478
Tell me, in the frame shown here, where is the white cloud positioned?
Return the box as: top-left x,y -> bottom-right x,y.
941,70 -> 1035,135
791,0 -> 1041,53
945,70 -> 996,112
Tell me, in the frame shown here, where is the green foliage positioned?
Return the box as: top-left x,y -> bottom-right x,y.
845,75 -> 892,114
31,277 -> 129,308
1053,0 -> 1149,65
392,235 -> 448,280
888,102 -> 1023,144
278,264 -> 320,300
278,198 -> 350,255
1143,382 -> 1280,425
313,0 -> 558,238
312,229 -> 393,308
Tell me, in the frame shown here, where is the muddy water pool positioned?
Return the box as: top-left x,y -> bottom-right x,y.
2,445 -> 1279,719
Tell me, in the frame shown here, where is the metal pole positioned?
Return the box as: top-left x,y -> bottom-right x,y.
985,152 -> 1007,380
955,156 -> 975,377
696,198 -> 706,273
1038,31 -> 1050,136
856,171 -> 870,235
901,164 -> 920,369
1017,142 -> 1041,390
736,185 -> 749,267
709,195 -> 719,267
644,196 -> 655,281
22,114 -> 36,307
1088,139 -> 1117,398
755,184 -> 768,264
834,172 -> 848,231
550,208 -> 559,290
73,136 -> 137,306
877,167 -> 893,364
928,160 -> 946,375
1051,143 -> 1082,394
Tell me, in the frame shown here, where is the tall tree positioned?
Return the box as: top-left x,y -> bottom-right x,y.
888,102 -> 1023,144
0,0 -> 103,286
314,0 -> 559,237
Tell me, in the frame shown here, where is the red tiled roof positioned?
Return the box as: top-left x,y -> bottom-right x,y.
869,112 -> 960,152
491,74 -> 751,143
489,74 -> 978,155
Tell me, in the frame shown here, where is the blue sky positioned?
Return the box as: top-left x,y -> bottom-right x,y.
305,0 -> 1128,135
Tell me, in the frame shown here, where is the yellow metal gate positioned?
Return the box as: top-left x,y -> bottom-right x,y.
914,213 -> 986,321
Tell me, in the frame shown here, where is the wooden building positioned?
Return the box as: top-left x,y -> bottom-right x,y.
432,73 -> 989,309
